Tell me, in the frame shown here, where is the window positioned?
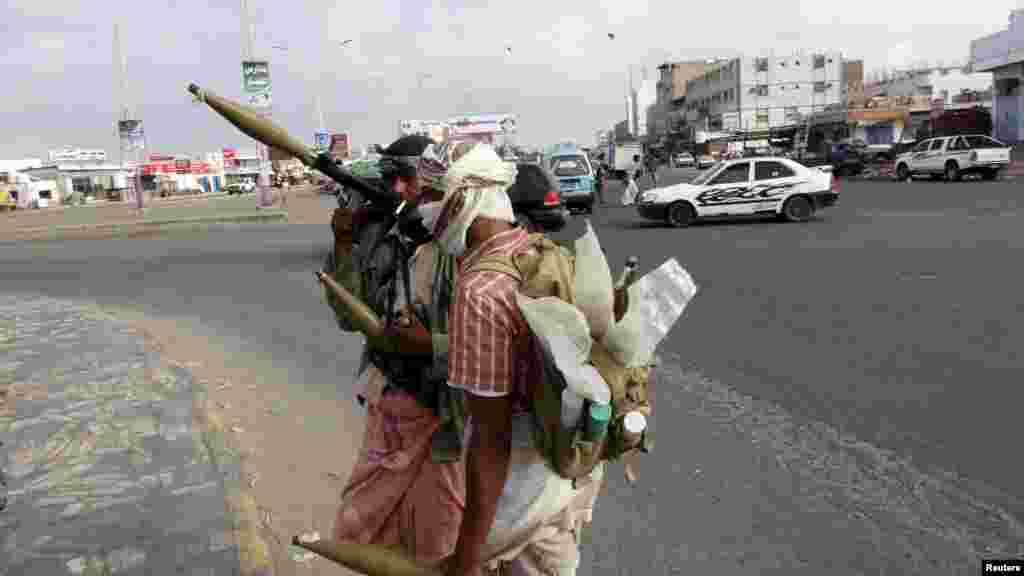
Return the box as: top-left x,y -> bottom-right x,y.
913,140 -> 931,153
794,60 -> 800,66
814,81 -> 828,93
814,55 -> 826,69
948,137 -> 967,151
755,58 -> 768,72
964,135 -> 1006,149
929,139 -> 945,151
550,155 -> 591,177
709,162 -> 751,185
755,161 -> 795,180
751,84 -> 769,96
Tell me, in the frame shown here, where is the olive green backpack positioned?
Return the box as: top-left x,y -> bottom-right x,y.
466,233 -> 654,483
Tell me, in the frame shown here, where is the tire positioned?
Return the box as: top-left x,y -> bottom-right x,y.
944,161 -> 961,182
896,163 -> 910,181
781,195 -> 814,223
666,201 -> 696,228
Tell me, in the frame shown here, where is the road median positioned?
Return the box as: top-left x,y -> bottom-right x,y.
1,210 -> 289,243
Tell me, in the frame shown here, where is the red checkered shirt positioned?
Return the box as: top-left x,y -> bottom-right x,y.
448,227 -> 533,414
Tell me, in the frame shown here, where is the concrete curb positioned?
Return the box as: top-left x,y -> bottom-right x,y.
0,210 -> 289,243
189,381 -> 275,576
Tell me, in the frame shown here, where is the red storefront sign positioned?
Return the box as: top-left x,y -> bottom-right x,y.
141,161 -> 211,175
222,148 -> 238,168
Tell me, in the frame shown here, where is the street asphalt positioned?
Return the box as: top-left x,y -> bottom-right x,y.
0,295 -> 239,574
2,168 -> 1023,571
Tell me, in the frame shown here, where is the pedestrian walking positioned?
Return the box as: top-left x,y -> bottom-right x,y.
646,155 -> 658,187
595,162 -> 607,205
621,168 -> 640,206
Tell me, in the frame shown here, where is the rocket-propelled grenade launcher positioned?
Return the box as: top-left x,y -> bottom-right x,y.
186,83 -> 400,208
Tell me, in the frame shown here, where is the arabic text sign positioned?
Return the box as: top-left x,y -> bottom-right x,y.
242,60 -> 272,109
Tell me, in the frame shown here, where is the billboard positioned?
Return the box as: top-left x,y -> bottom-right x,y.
446,114 -> 517,137
329,133 -> 350,161
314,131 -> 330,150
398,120 -> 450,143
118,120 -> 145,151
242,61 -> 272,109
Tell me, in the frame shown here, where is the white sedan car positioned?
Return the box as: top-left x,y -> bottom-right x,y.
635,157 -> 838,227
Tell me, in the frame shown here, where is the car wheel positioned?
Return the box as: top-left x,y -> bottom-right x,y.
944,161 -> 961,182
782,195 -> 814,223
896,163 -> 910,181
666,201 -> 695,228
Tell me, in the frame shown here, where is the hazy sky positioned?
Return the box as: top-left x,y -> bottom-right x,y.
1,0 -> 1016,159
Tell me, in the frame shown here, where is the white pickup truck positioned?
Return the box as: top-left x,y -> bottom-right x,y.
894,134 -> 1011,182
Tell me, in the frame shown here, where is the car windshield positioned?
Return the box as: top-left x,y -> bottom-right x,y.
550,155 -> 590,177
691,162 -> 724,185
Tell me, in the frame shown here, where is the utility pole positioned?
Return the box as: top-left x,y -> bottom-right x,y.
315,94 -> 326,133
113,22 -> 143,209
241,0 -> 273,207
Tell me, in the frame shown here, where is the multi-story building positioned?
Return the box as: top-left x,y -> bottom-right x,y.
843,60 -> 866,107
686,51 -> 845,133
970,7 -> 1024,143
633,73 -> 657,139
648,60 -> 728,140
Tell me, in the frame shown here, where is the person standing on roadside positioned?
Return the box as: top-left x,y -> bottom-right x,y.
322,135 -> 472,566
436,143 -> 605,576
645,154 -> 658,187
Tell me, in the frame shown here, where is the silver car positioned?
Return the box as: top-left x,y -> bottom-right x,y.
673,152 -> 695,167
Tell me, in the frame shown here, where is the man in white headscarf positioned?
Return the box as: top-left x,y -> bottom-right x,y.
431,144 -> 605,576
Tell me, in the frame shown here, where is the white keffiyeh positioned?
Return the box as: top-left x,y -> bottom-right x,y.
433,144 -> 518,257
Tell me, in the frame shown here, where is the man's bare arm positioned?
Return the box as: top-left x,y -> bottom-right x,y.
449,393 -> 513,576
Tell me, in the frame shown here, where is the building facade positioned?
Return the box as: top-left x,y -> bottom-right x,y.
970,7 -> 1024,143
686,51 -> 844,133
634,75 -> 657,139
648,60 -> 729,140
865,66 -> 992,104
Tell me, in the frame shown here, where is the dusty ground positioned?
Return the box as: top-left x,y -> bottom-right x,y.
111,309 -> 364,576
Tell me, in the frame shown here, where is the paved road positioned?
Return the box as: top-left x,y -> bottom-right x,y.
2,174 -> 1024,571
0,295 -> 239,574
599,165 -> 1024,491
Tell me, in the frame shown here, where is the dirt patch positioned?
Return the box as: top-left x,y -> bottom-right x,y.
104,308 -> 364,576
279,186 -> 332,226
